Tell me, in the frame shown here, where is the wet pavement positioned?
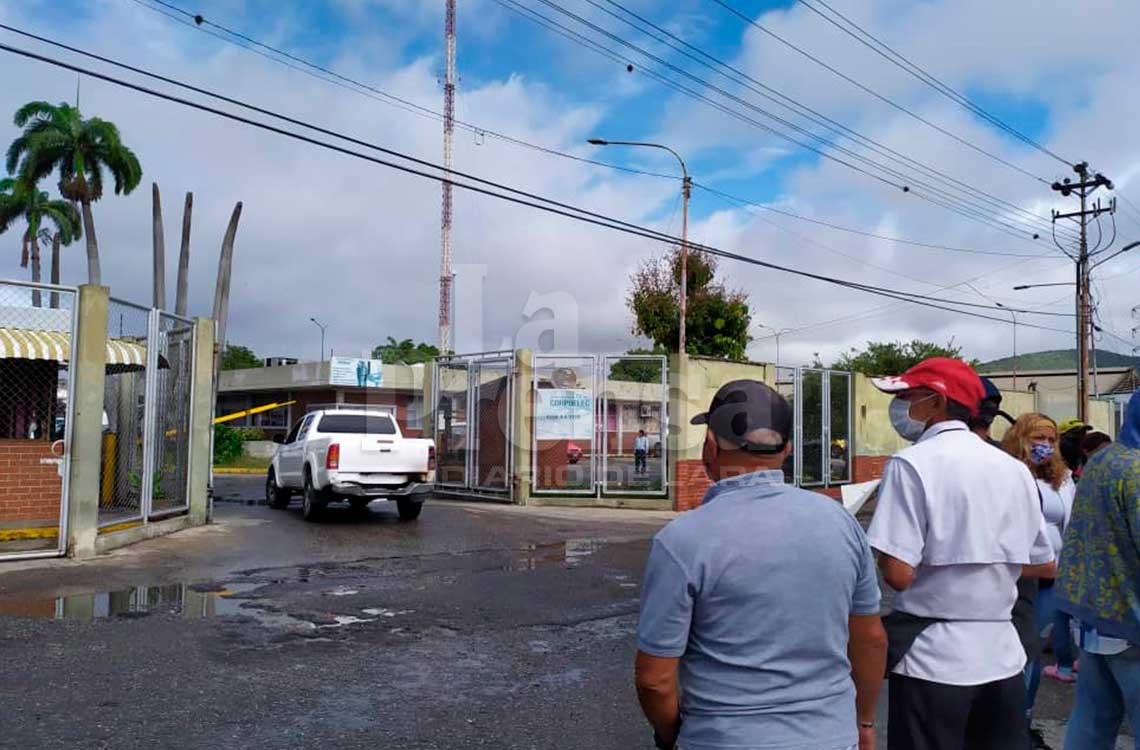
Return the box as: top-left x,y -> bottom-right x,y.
0,475 -> 1125,748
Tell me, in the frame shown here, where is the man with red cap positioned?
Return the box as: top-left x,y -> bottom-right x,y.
866,358 -> 1055,750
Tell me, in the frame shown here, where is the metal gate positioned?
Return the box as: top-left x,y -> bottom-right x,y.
0,281 -> 79,560
532,353 -> 669,498
777,367 -> 853,489
100,303 -> 196,527
432,351 -> 514,500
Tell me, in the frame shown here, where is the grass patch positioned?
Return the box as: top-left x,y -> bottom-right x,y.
214,454 -> 271,471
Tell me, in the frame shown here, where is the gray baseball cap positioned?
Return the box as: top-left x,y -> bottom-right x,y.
690,379 -> 792,454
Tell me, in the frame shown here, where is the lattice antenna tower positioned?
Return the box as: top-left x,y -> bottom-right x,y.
438,0 -> 457,353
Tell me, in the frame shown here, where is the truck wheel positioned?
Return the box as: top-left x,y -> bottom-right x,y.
266,469 -> 291,509
396,499 -> 423,522
302,475 -> 325,522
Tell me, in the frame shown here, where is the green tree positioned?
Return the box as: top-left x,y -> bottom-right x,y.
608,347 -> 667,383
6,101 -> 142,285
220,344 -> 262,371
628,249 -> 751,360
372,336 -> 440,364
833,339 -> 979,375
0,177 -> 80,306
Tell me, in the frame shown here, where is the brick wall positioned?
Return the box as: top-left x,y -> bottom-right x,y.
853,455 -> 890,483
674,459 -> 712,512
0,439 -> 63,525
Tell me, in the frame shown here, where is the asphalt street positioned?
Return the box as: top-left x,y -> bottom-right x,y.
0,475 -> 1123,749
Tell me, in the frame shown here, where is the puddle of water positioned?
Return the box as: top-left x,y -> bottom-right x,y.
0,581 -> 418,634
504,539 -> 604,572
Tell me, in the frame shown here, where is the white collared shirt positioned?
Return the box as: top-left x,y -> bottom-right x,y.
867,421 -> 1054,685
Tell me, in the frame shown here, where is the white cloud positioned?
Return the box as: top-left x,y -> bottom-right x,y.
0,0 -> 1137,372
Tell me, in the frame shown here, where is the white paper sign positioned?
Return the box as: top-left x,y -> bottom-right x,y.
534,388 -> 594,440
330,357 -> 384,388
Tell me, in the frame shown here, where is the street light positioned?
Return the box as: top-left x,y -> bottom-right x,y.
309,317 -> 328,362
589,138 -> 692,354
995,302 -> 1019,391
1012,282 -> 1076,291
756,324 -> 794,371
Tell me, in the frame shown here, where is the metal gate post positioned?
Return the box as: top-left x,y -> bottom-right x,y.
793,367 -> 803,487
821,370 -> 832,488
139,308 -> 161,521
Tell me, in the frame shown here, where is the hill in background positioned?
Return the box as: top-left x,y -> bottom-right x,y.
978,348 -> 1140,373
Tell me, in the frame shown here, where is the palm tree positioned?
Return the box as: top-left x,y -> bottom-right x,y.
0,177 -> 81,306
6,101 -> 142,286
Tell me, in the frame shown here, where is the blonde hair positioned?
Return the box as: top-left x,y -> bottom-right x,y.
1001,412 -> 1067,490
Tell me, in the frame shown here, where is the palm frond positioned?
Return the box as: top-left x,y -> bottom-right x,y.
12,101 -> 57,128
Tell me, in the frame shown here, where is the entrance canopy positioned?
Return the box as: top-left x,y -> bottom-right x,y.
0,327 -> 165,373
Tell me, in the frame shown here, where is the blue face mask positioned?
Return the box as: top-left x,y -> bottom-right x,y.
1030,441 -> 1055,465
889,396 -> 932,442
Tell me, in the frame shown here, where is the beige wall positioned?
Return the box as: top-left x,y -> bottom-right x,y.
670,355 -> 773,461
850,374 -> 1107,453
220,361 -> 426,393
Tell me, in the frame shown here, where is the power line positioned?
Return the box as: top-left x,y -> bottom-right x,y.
117,0 -> 1062,261
795,0 -> 1073,166
594,0 -> 1073,241
708,0 -> 1057,186
0,38 -> 1073,333
694,183 -> 1051,258
526,0 -> 1066,242
122,0 -> 679,181
491,0 -> 1073,246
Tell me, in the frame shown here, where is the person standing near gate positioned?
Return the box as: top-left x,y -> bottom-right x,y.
634,429 -> 649,475
635,379 -> 887,750
865,358 -> 1055,750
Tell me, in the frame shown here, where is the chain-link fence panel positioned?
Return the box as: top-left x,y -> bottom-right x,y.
0,281 -> 76,557
532,355 -> 596,494
434,361 -> 470,487
471,359 -> 511,491
99,298 -> 151,526
601,356 -> 666,495
150,313 -> 194,516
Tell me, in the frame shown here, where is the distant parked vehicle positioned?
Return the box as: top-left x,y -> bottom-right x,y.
265,407 -> 435,522
566,442 -> 583,464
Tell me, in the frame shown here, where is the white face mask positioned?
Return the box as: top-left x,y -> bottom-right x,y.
889,395 -> 933,442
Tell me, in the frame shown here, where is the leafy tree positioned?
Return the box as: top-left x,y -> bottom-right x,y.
6,101 -> 142,285
0,177 -> 80,306
608,347 -> 667,383
372,336 -> 440,364
220,344 -> 262,371
628,248 -> 751,360
833,339 -> 979,375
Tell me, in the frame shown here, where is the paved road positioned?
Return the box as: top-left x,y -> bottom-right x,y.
0,476 -> 1121,749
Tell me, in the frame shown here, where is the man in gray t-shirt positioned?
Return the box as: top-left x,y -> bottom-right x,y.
635,380 -> 886,750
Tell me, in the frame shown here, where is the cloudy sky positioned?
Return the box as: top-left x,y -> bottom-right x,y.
1,0 -> 1139,367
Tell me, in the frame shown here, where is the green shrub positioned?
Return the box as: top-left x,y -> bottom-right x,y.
234,427 -> 267,441
213,424 -> 244,465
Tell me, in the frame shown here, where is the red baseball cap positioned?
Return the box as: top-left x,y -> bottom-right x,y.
871,357 -> 985,416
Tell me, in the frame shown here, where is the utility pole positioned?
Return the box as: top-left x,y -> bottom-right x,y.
1051,162 -> 1113,422
438,0 -> 456,355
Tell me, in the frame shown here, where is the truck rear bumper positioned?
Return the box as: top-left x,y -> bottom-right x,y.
331,481 -> 431,499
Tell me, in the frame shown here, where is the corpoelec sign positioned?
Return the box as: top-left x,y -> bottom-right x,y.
534,388 -> 594,440
329,357 -> 383,388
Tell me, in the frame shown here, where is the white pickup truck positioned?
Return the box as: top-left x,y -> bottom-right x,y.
265,407 -> 435,522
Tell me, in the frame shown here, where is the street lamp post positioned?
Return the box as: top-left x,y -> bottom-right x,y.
588,138 -> 691,354
996,302 -> 1018,390
757,324 -> 793,371
309,317 -> 328,362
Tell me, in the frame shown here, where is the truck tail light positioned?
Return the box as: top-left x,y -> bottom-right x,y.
428,446 -> 436,471
326,443 -> 340,470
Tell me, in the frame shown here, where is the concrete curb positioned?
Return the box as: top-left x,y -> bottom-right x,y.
213,468 -> 267,475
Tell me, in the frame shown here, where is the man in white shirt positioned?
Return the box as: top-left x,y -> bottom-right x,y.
866,357 -> 1055,750
634,429 -> 650,475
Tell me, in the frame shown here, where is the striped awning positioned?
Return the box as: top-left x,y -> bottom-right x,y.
0,327 -> 162,372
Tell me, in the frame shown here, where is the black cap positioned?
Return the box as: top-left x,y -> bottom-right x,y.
690,379 -> 792,454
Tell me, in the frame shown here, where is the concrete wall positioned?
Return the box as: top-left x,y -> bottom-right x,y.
670,355 -> 772,511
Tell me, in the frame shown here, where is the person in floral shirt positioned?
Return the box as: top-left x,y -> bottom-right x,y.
1056,391 -> 1140,749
